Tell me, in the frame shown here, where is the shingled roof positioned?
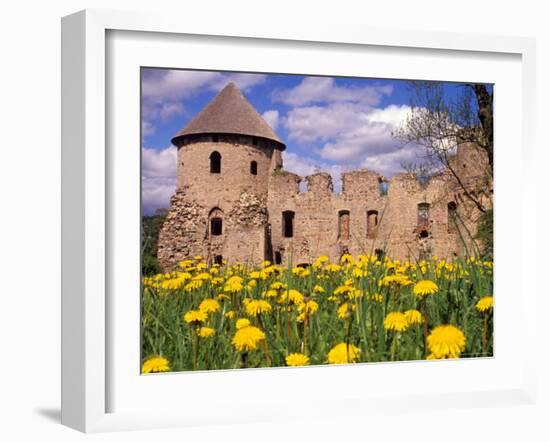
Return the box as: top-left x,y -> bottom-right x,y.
171,82 -> 285,150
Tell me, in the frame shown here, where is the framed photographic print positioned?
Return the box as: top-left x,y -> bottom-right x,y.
61,9 -> 537,432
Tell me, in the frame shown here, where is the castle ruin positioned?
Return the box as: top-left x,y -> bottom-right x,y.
157,83 -> 491,269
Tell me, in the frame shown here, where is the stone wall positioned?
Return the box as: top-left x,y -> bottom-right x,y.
158,139 -> 491,270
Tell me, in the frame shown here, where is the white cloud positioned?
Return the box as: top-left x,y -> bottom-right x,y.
261,110 -> 279,131
273,76 -> 392,106
142,69 -> 266,103
141,70 -> 267,142
142,146 -> 177,214
283,102 -> 421,175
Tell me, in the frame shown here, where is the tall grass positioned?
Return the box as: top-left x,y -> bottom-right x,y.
141,254 -> 493,372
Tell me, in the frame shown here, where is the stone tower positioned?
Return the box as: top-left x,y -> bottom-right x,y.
157,83 -> 286,269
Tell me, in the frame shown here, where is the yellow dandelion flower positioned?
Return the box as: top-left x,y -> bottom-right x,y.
337,303 -> 355,320
199,298 -> 221,314
224,276 -> 244,292
285,353 -> 310,366
427,325 -> 466,359
404,309 -> 423,325
261,260 -> 272,268
245,299 -> 273,316
236,318 -> 251,329
327,342 -> 361,364
249,271 -> 261,279
142,356 -> 170,374
183,310 -> 207,324
383,312 -> 409,332
476,296 -> 494,313
185,279 -> 204,291
232,326 -> 266,352
413,280 -> 438,298
280,289 -> 304,305
270,281 -> 286,290
341,254 -> 354,264
297,300 -> 319,315
313,284 -> 325,294
380,274 -> 412,287
197,327 -> 216,338
225,310 -> 236,319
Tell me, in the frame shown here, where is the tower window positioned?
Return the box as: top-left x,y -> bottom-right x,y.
210,151 -> 221,174
250,161 -> 258,175
214,255 -> 223,265
211,218 -> 222,236
367,210 -> 378,239
448,201 -> 458,233
209,207 -> 223,236
274,251 -> 282,264
338,210 -> 350,241
282,211 -> 295,238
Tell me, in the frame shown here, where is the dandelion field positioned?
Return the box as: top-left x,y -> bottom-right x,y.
141,254 -> 493,373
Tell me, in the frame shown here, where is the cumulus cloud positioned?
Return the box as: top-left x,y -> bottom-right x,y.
273,76 -> 392,106
142,69 -> 266,103
141,69 -> 267,142
141,146 -> 177,214
261,110 -> 279,131
283,100 -> 421,176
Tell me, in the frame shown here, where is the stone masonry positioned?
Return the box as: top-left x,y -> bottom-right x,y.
157,83 -> 491,270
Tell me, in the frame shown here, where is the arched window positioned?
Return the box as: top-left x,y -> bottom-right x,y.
250,161 -> 258,175
210,151 -> 221,174
338,210 -> 350,241
447,201 -> 458,233
209,208 -> 223,236
367,210 -> 378,239
417,202 -> 430,228
282,211 -> 295,238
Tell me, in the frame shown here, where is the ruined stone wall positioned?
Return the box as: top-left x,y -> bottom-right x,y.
158,140 -> 491,270
266,142 -> 490,265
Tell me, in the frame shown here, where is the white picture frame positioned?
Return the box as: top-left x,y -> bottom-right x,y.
61,9 -> 537,433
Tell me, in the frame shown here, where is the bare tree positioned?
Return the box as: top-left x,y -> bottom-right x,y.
393,81 -> 493,213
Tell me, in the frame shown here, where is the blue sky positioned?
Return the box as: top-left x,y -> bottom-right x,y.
141,69 -> 480,215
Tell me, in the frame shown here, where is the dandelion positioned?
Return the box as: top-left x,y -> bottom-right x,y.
225,310 -> 236,319
142,356 -> 170,374
236,318 -> 251,329
280,289 -> 304,305
183,310 -> 207,325
199,298 -> 221,314
404,309 -> 423,325
224,276 -> 244,292
337,303 -> 355,320
197,327 -> 216,338
327,342 -> 361,364
297,300 -> 319,315
245,299 -> 273,316
413,280 -> 438,298
426,325 -> 466,359
286,353 -> 310,366
232,326 -> 266,352
383,312 -> 409,332
313,284 -> 325,294
476,296 -> 494,312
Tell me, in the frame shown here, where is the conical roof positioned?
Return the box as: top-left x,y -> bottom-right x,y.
171,82 -> 285,149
